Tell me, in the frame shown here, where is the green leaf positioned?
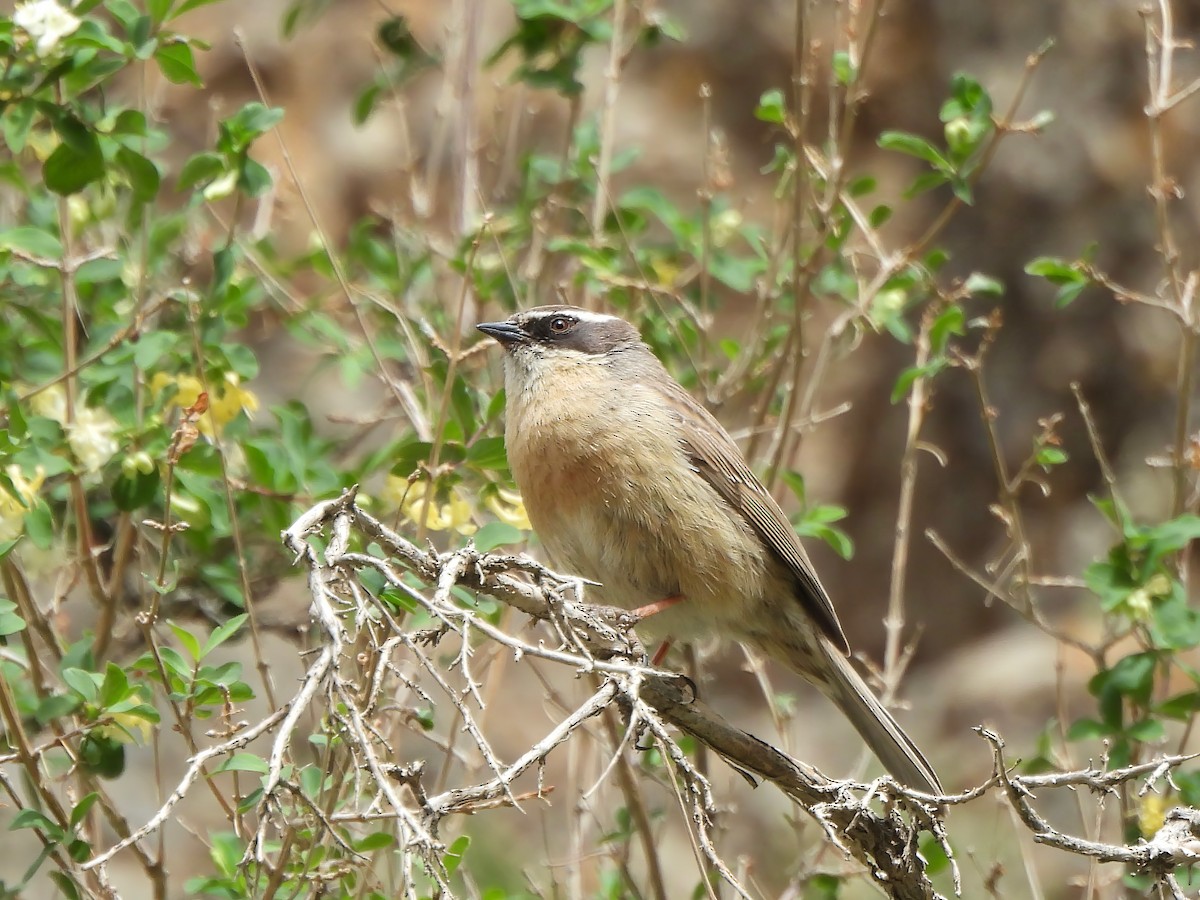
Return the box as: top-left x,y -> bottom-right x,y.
1144,514 -> 1200,553
237,158 -> 273,197
848,175 -> 876,196
63,667 -> 99,702
170,0 -> 224,18
99,662 -> 131,708
474,521 -> 524,552
467,436 -> 509,470
24,501 -> 54,550
444,834 -> 471,876
112,468 -> 160,511
918,834 -> 950,876
37,693 -> 81,724
754,88 -> 786,124
1066,717 -> 1110,741
201,613 -> 247,658
832,50 -> 855,86
354,82 -> 383,125
3,100 -> 36,154
1089,652 -> 1158,707
177,151 -> 225,191
1025,256 -> 1084,284
299,765 -> 324,797
0,599 -> 27,636
804,874 -> 842,900
878,131 -> 951,169
1158,690 -> 1200,719
1053,281 -> 1087,307
48,869 -> 81,900
111,110 -> 149,136
0,226 -> 62,259
964,272 -> 1004,296
904,170 -> 950,198
11,808 -> 60,834
1149,586 -> 1200,650
1127,718 -> 1165,743
168,621 -> 203,661
890,359 -> 948,403
126,15 -> 156,58
929,305 -> 964,354
1026,256 -> 1091,305
68,793 -> 101,829
147,0 -> 174,22
154,41 -> 202,86
221,103 -> 284,148
209,832 -> 243,878
115,146 -> 161,203
54,114 -> 96,154
79,732 -> 125,779
354,831 -> 396,852
1035,446 -> 1068,470
213,752 -> 268,774
43,139 -> 105,196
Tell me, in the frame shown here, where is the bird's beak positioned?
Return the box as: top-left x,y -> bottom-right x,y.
476,320 -> 527,346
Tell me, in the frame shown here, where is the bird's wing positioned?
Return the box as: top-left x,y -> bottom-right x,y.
659,379 -> 851,655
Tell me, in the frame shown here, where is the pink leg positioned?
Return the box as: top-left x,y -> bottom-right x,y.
628,594 -> 684,667
650,638 -> 674,667
630,593 -> 684,620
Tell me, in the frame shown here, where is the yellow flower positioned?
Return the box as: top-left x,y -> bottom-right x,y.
0,465 -> 45,543
389,477 -> 477,536
380,474 -> 410,509
709,208 -> 743,248
1139,792 -> 1168,838
151,371 -> 259,436
485,487 -> 531,531
95,706 -> 155,744
648,257 -> 681,288
1124,573 -> 1171,623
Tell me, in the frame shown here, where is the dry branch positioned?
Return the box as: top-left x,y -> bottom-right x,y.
68,489 -> 1200,899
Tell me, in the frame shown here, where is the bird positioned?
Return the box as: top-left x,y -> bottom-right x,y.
476,305 -> 942,794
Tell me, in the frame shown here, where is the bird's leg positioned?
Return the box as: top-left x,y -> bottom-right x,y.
630,593 -> 684,620
627,594 -> 684,667
650,638 -> 674,667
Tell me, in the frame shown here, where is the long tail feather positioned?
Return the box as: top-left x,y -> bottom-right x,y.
818,639 -> 943,794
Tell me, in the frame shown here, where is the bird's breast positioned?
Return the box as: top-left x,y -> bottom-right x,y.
504,370 -> 771,635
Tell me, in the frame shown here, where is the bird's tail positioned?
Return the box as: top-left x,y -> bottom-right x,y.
817,639 -> 943,795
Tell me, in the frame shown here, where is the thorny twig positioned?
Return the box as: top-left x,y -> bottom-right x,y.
70,490 -> 1200,898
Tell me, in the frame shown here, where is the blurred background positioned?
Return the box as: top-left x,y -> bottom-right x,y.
148,0 -> 1200,894
5,0 -> 1200,896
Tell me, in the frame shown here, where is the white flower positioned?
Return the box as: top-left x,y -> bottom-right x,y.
67,406 -> 120,473
13,0 -> 81,57
28,382 -> 68,425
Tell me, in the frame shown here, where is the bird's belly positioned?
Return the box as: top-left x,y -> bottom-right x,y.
519,454 -> 772,640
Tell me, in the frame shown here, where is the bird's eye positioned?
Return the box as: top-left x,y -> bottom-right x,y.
548,316 -> 574,334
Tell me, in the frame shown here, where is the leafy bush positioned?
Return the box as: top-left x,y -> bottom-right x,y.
1,0 -> 1199,897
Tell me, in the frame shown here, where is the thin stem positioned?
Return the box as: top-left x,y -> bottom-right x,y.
882,311 -> 933,696
589,0 -> 629,257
